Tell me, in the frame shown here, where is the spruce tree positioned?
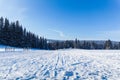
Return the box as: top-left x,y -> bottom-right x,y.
104,40 -> 113,49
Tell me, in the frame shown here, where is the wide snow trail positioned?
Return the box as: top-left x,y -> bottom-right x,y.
0,50 -> 120,80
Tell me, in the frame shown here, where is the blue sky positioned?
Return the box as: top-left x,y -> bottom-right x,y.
0,0 -> 120,40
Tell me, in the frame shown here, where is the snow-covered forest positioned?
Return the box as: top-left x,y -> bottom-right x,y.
0,17 -> 120,80
1,0 -> 120,79
0,17 -> 120,50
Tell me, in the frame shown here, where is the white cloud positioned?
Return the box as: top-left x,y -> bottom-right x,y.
0,0 -> 27,21
48,29 -> 65,37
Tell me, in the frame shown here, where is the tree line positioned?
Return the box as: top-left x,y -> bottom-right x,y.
48,39 -> 120,50
0,17 -> 47,49
0,17 -> 120,50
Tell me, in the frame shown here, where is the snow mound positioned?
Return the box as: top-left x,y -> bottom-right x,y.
0,49 -> 120,80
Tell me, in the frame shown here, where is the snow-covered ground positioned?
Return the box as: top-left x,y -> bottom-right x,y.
0,45 -> 24,52
0,49 -> 120,80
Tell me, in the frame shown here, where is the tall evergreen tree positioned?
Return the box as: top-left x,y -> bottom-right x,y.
104,40 -> 113,49
0,17 -> 4,30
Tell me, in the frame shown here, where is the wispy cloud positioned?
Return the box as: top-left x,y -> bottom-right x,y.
48,29 -> 65,37
0,0 -> 27,21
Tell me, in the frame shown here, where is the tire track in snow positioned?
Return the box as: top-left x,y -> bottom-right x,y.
54,52 -> 60,78
0,50 -> 120,80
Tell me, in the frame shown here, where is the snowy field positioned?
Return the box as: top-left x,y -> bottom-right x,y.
0,49 -> 120,80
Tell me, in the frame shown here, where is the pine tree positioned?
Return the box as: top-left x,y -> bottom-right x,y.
104,40 -> 113,49
118,42 -> 120,49
0,17 -> 4,44
2,18 -> 10,45
0,17 -> 4,30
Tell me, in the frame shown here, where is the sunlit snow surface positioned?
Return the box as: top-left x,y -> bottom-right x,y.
0,49 -> 120,80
